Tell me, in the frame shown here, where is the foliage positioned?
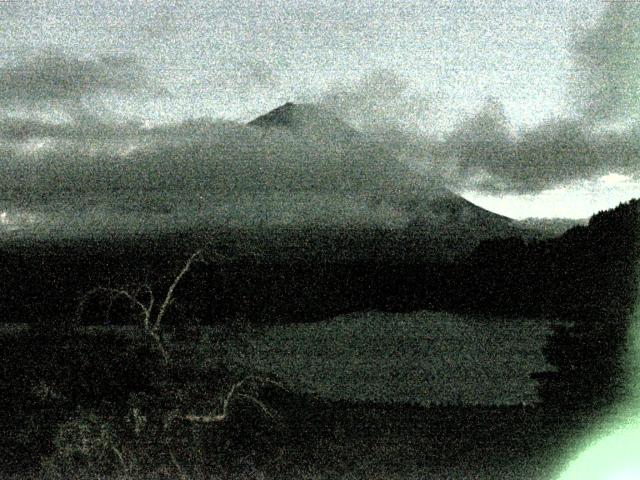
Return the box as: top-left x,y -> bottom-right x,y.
40,410 -> 129,478
18,250 -> 289,478
534,199 -> 639,409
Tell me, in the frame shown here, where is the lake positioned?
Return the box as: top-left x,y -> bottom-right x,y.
2,309 -> 554,406
230,310 -> 554,406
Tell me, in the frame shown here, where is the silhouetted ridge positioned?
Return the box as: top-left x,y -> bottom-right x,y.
247,102 -> 359,140
522,199 -> 638,409
248,102 -> 299,127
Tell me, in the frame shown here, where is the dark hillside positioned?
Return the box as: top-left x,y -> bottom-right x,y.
444,199 -> 639,409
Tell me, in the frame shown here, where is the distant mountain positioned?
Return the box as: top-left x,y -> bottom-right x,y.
248,102 -> 530,259
0,102 -> 526,260
515,217 -> 588,238
248,102 -> 359,142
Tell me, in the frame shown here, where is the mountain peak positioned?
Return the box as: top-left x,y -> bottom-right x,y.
248,102 -> 306,127
248,102 -> 358,140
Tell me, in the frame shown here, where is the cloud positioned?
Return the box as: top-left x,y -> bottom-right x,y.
0,108 -> 447,238
0,0 -> 26,20
0,117 -> 426,200
428,2 -> 640,195
313,77 -> 622,195
0,51 -> 155,101
136,1 -> 284,92
137,1 -> 184,41
440,98 -> 640,194
0,117 -> 145,143
0,51 -> 165,120
419,4 -> 640,195
206,55 -> 283,91
319,69 -> 434,133
444,98 -> 513,173
571,3 -> 640,122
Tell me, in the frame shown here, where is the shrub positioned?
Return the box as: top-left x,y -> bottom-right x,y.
40,410 -> 129,478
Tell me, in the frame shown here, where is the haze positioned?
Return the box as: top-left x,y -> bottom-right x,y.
0,0 -> 639,224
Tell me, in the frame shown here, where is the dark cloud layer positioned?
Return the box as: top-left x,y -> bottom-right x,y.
0,51 -> 165,121
441,102 -> 640,193
0,52 -> 453,237
0,117 -> 146,143
317,73 -> 640,195
0,107 -> 446,237
435,3 -> 640,194
0,51 -> 157,101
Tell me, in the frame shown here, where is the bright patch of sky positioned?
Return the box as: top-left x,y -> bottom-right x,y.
462,174 -> 640,219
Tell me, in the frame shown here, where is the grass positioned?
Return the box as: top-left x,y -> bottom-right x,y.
2,309 -> 553,407
0,312 -> 596,479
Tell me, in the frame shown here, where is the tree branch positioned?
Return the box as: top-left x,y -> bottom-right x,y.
149,329 -> 169,365
110,444 -> 128,474
236,393 -> 278,421
77,286 -> 152,327
180,376 -> 287,424
154,250 -> 202,332
182,412 -> 227,424
75,251 -> 205,365
169,449 -> 190,480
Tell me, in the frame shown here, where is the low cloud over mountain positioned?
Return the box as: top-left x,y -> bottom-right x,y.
1,0 -> 639,239
0,99 -> 455,238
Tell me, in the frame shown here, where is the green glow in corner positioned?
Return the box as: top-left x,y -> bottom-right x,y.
557,298 -> 640,480
555,418 -> 640,480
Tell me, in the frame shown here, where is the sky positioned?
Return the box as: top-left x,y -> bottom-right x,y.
0,0 -> 639,225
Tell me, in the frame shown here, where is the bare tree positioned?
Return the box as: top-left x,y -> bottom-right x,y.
73,249 -> 288,477
76,250 -> 205,364
76,248 -> 288,418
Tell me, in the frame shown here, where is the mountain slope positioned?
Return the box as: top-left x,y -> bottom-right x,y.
0,103 -> 526,262
248,102 -> 527,254
248,101 -> 359,141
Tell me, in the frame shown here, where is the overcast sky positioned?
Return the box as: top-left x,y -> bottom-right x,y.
0,0 -> 606,127
0,0 -> 639,221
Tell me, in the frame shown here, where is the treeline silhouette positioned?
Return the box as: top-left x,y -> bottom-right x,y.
0,225 -> 477,327
1,201 -> 636,326
1,200 -> 637,409
447,199 -> 639,409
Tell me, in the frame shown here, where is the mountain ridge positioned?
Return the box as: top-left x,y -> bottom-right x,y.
248,102 -> 360,141
248,102 -> 529,246
0,102 -> 533,262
